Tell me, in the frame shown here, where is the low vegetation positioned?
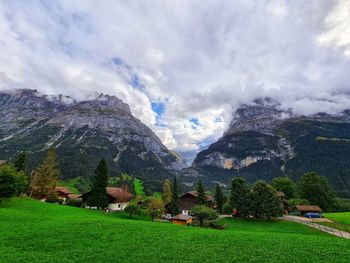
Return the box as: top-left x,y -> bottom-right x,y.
0,198 -> 349,263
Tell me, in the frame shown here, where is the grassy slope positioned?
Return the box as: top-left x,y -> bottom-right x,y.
324,212 -> 350,225
0,198 -> 349,263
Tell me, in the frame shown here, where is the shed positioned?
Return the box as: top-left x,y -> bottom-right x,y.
296,205 -> 321,215
172,214 -> 193,226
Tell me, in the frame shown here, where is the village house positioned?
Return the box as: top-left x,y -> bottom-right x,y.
296,205 -> 322,216
82,187 -> 134,211
180,191 -> 214,214
0,160 -> 8,166
172,214 -> 193,226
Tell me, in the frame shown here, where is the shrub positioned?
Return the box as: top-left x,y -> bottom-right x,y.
46,194 -> 60,203
124,204 -> 141,218
66,199 -> 83,207
191,205 -> 218,227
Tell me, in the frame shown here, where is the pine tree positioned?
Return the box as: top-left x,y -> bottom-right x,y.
30,148 -> 60,199
161,179 -> 172,205
87,159 -> 109,209
170,176 -> 180,215
196,179 -> 206,205
230,177 -> 252,218
214,184 -> 225,213
13,151 -> 26,173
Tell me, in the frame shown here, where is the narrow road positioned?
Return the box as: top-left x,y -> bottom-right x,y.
282,215 -> 350,239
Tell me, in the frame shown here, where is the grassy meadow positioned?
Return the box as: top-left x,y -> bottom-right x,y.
0,198 -> 349,263
324,212 -> 350,225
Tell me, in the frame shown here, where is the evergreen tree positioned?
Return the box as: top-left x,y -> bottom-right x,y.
0,165 -> 16,205
87,159 -> 109,209
161,179 -> 172,205
30,148 -> 60,199
13,151 -> 26,173
252,180 -> 282,220
230,177 -> 251,218
214,184 -> 225,213
298,172 -> 336,211
169,176 -> 180,215
196,179 -> 206,205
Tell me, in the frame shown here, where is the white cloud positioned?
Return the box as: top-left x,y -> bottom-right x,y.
0,0 -> 350,158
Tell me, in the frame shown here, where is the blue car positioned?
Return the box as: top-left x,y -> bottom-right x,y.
305,212 -> 322,218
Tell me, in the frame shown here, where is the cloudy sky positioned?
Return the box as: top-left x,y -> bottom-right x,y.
1,0 -> 350,161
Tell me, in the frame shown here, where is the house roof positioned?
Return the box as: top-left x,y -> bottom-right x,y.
181,191 -> 214,202
172,214 -> 193,221
296,205 -> 321,212
67,194 -> 81,200
276,191 -> 285,197
55,186 -> 72,195
106,187 -> 134,202
0,160 -> 8,166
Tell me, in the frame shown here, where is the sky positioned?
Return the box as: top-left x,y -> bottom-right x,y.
1,0 -> 350,162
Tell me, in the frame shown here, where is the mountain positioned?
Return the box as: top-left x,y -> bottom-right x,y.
188,98 -> 350,197
0,89 -> 185,193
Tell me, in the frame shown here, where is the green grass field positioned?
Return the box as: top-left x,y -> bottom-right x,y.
0,198 -> 349,263
324,212 -> 350,225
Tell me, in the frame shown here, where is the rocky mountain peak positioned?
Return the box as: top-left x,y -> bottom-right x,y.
225,97 -> 292,135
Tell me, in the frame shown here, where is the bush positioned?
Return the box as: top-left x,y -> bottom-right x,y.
124,204 -> 141,218
222,202 -> 233,215
46,194 -> 60,204
66,199 -> 83,207
191,205 -> 218,227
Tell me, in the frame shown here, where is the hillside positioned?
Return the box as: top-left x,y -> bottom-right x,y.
190,98 -> 350,197
0,89 -> 185,193
0,198 -> 349,263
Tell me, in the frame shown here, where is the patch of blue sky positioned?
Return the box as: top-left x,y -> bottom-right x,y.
129,74 -> 145,91
151,102 -> 166,126
214,117 -> 223,123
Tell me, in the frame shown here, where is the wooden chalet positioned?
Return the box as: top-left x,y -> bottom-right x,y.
296,205 -> 322,215
166,191 -> 214,215
172,214 -> 193,226
82,187 -> 134,211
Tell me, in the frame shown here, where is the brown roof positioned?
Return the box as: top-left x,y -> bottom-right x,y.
296,205 -> 321,212
182,191 -> 214,202
276,191 -> 285,197
0,160 -> 8,166
172,214 -> 193,221
67,194 -> 81,200
106,187 -> 134,202
55,186 -> 72,195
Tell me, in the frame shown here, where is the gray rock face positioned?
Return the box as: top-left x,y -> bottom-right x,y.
0,89 -> 186,182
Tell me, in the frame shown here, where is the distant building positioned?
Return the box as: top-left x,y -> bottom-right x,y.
165,191 -> 214,215
82,187 -> 134,211
296,205 -> 322,215
0,160 -> 8,166
172,214 -> 193,226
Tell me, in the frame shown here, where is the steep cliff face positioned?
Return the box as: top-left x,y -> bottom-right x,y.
0,89 -> 185,192
190,98 -> 350,197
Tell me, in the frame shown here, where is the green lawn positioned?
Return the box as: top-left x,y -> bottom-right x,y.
324,212 -> 350,225
0,198 -> 349,263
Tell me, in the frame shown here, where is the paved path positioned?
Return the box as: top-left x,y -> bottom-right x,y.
282,215 -> 350,239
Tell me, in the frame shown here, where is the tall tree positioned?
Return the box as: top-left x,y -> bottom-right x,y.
191,205 -> 218,227
196,180 -> 207,205
214,184 -> 225,213
271,177 -> 296,199
169,176 -> 180,215
252,180 -> 282,220
87,159 -> 109,209
0,165 -> 16,205
161,179 -> 172,205
298,172 -> 336,211
30,148 -> 60,199
230,177 -> 251,218
146,198 -> 164,222
13,151 -> 27,173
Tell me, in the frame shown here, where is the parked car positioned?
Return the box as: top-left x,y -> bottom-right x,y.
305,212 -> 322,218
161,214 -> 173,220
